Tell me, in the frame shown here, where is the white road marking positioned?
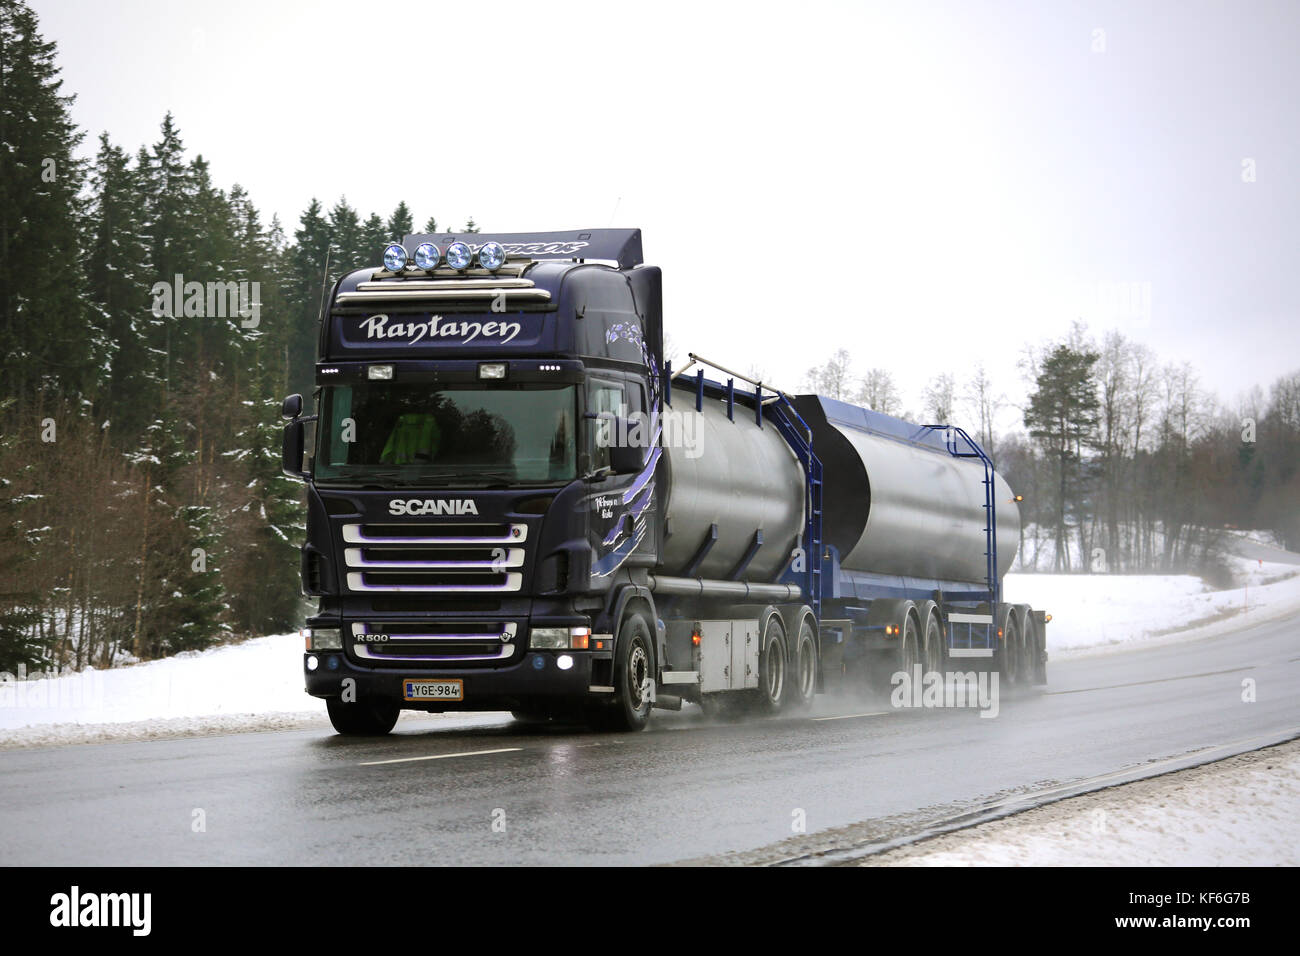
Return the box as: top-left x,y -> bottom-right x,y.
359,746 -> 522,767
813,711 -> 890,722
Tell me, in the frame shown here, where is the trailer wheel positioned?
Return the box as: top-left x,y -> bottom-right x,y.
756,614 -> 789,713
788,616 -> 818,712
1001,614 -> 1023,686
589,613 -> 654,732
868,610 -> 920,698
326,697 -> 400,736
923,611 -> 944,674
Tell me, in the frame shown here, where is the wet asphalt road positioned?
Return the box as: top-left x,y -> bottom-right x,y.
1,611 -> 1297,865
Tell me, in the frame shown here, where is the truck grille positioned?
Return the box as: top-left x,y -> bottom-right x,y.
341,522 -> 527,592
349,621 -> 518,665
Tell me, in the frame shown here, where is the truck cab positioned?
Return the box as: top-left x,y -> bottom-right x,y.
284,230 -> 666,733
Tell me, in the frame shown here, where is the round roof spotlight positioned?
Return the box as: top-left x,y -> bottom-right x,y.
413,242 -> 441,271
478,241 -> 506,272
382,243 -> 408,272
445,241 -> 473,271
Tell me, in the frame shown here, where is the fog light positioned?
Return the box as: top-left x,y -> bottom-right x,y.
326,655 -> 340,670
478,241 -> 506,271
368,365 -> 393,380
557,654 -> 574,671
306,655 -> 319,671
446,241 -> 473,270
478,363 -> 506,380
382,243 -> 407,272
413,242 -> 441,271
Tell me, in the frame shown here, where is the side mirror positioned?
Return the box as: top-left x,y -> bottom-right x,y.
281,393 -> 303,421
609,430 -> 645,476
282,420 -> 307,480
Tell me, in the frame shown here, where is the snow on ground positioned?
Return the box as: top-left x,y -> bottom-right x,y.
864,739 -> 1300,866
1007,554 -> 1300,657
3,552 -> 1299,748
0,633 -> 503,748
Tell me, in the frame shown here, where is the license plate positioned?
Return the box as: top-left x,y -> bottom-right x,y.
403,679 -> 464,701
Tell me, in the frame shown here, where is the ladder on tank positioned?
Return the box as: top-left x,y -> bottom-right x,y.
920,424 -> 999,648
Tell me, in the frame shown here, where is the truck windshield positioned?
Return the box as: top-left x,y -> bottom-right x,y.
314,383 -> 577,486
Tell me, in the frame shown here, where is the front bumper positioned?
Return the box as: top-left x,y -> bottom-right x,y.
303,649 -> 601,712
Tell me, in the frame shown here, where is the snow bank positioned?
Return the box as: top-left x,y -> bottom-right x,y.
0,632 -> 506,748
1007,554 -> 1300,656
864,740 -> 1300,866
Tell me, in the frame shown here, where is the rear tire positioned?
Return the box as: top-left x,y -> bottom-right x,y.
870,612 -> 920,697
326,697 -> 400,736
923,611 -> 944,674
1001,614 -> 1023,686
756,614 -> 789,713
788,617 -> 818,712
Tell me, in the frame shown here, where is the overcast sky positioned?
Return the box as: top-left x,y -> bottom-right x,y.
32,0 -> 1300,429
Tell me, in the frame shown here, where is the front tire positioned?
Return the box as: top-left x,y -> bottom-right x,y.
590,613 -> 654,732
326,697 -> 400,736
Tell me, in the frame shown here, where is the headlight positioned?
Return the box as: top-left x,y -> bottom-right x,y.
307,628 -> 342,650
413,242 -> 441,271
530,626 -> 590,649
382,243 -> 408,272
478,241 -> 506,271
445,241 -> 473,271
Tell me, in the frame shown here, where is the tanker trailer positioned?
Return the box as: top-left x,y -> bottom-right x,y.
649,357 -> 1047,715
287,229 -> 1046,734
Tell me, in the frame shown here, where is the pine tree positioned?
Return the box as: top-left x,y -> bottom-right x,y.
462,217 -> 480,233
1024,343 -> 1101,571
387,201 -> 414,241
327,197 -> 364,272
86,133 -> 155,437
139,113 -> 197,398
422,214 -> 439,233
0,0 -> 95,406
285,199 -> 333,396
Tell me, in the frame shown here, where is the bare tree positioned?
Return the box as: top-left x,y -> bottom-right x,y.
923,373 -> 957,424
963,363 -> 1002,452
803,348 -> 855,400
859,368 -> 902,416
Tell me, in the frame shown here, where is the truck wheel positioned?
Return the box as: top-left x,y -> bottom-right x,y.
590,613 -> 654,732
326,697 -> 400,736
788,617 -> 818,712
1001,615 -> 1022,686
923,611 -> 944,674
871,613 -> 919,697
756,614 -> 789,713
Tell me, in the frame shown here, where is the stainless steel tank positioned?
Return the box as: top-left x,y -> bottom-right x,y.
793,395 -> 1020,584
659,384 -> 805,581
